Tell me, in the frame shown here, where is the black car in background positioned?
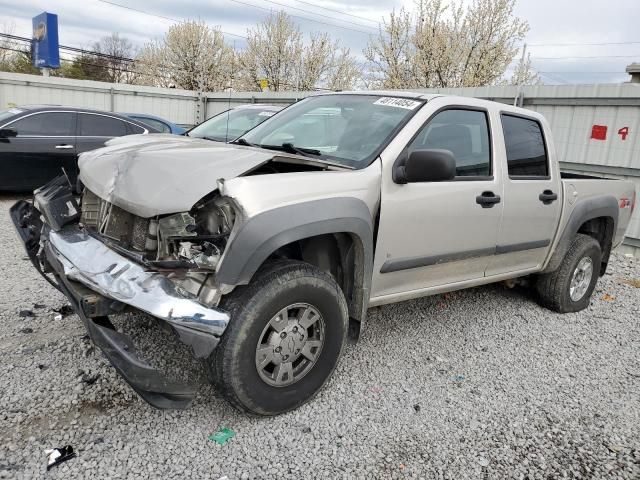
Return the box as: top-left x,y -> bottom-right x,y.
0,106 -> 158,191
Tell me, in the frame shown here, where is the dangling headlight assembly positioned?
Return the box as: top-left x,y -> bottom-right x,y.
154,196 -> 238,271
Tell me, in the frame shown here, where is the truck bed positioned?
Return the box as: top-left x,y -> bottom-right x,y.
558,174 -> 636,249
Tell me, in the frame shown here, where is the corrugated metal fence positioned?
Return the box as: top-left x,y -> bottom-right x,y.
0,72 -> 308,126
1,72 -> 639,254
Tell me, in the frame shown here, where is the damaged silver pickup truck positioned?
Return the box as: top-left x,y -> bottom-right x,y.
12,92 -> 636,415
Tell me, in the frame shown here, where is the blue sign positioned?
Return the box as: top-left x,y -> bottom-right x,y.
32,12 -> 60,69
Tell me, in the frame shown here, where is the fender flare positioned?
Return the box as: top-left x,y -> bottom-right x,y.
216,197 -> 374,320
543,194 -> 618,274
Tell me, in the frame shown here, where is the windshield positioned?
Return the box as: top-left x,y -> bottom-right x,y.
0,107 -> 25,125
240,94 -> 425,168
188,108 -> 278,142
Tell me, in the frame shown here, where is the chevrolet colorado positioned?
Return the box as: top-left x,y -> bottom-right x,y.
11,92 -> 636,415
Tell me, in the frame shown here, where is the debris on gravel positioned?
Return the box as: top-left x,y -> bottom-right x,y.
1,195 -> 639,479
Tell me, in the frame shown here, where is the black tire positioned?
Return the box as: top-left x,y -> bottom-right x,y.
536,234 -> 602,313
207,260 -> 348,415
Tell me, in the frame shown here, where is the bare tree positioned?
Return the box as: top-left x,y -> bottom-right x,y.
134,40 -> 172,87
0,21 -> 40,75
135,20 -> 235,91
0,21 -> 17,67
509,51 -> 541,85
363,8 -> 413,89
92,33 -> 136,83
327,48 -> 361,91
238,11 -> 303,91
238,11 -> 359,91
365,0 -> 532,88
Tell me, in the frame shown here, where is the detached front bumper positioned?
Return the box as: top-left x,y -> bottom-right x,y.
11,195 -> 230,409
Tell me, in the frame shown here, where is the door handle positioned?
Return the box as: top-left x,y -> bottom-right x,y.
539,190 -> 558,204
55,144 -> 74,149
476,191 -> 501,208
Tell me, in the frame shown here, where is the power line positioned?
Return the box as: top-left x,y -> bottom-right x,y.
98,0 -> 377,40
95,0 -> 248,40
529,40 -> 640,47
0,45 -> 151,77
539,71 -> 628,74
532,54 -> 640,60
537,72 -> 569,84
244,0 -> 380,32
224,0 -> 377,36
293,0 -> 381,25
0,32 -> 138,63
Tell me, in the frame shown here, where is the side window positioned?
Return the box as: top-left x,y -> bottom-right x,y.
79,114 -> 127,137
408,109 -> 491,177
128,123 -> 146,134
10,112 -> 74,136
501,114 -> 549,178
133,118 -> 165,132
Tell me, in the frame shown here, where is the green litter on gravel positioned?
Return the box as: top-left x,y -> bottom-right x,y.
208,428 -> 236,445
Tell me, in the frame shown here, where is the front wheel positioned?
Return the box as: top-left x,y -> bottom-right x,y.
536,234 -> 602,313
207,260 -> 348,415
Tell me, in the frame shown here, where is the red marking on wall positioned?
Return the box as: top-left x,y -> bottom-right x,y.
591,125 -> 607,140
618,126 -> 629,140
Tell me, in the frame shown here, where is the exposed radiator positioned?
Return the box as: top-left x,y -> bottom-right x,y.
80,189 -> 150,252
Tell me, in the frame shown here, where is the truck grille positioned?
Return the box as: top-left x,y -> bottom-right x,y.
80,189 -> 149,251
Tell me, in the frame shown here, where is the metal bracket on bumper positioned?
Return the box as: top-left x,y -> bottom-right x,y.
11,199 -> 230,409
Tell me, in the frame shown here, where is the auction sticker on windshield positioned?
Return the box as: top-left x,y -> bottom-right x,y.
373,97 -> 422,110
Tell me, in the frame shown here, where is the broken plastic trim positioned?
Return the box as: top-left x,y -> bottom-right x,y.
43,240 -> 199,408
46,445 -> 76,470
48,226 -> 229,355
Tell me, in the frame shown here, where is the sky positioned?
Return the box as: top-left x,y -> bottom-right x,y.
1,0 -> 639,85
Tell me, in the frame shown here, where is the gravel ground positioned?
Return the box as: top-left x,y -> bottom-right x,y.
0,194 -> 639,480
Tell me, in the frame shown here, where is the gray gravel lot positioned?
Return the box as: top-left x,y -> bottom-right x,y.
0,194 -> 639,479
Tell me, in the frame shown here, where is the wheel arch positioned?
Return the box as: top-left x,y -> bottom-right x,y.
216,198 -> 374,334
543,194 -> 618,275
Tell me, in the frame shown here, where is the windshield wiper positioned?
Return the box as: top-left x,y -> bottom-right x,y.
282,143 -> 322,156
230,138 -> 254,146
259,142 -> 322,157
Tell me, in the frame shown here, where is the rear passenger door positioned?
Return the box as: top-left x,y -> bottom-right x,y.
76,113 -> 136,154
486,113 -> 562,276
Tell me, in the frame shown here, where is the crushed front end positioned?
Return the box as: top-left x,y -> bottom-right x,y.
11,176 -> 232,409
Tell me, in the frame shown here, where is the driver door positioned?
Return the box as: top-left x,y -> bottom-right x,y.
370,101 -> 504,304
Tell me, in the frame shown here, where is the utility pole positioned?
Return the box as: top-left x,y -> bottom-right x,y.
513,43 -> 527,107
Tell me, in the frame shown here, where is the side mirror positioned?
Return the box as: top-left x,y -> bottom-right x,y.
395,149 -> 457,183
0,127 -> 17,138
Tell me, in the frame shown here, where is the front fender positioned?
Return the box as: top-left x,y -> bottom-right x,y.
216,197 -> 374,288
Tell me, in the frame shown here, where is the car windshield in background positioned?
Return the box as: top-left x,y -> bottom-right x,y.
240,95 -> 425,168
0,108 -> 24,124
188,108 -> 278,142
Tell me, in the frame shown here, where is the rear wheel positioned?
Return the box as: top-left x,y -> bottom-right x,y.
536,234 -> 601,313
207,260 -> 348,415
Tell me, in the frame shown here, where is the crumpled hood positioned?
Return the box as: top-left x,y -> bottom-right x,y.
78,135 -> 273,217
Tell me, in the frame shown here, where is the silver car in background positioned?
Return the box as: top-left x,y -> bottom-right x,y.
187,104 -> 284,142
